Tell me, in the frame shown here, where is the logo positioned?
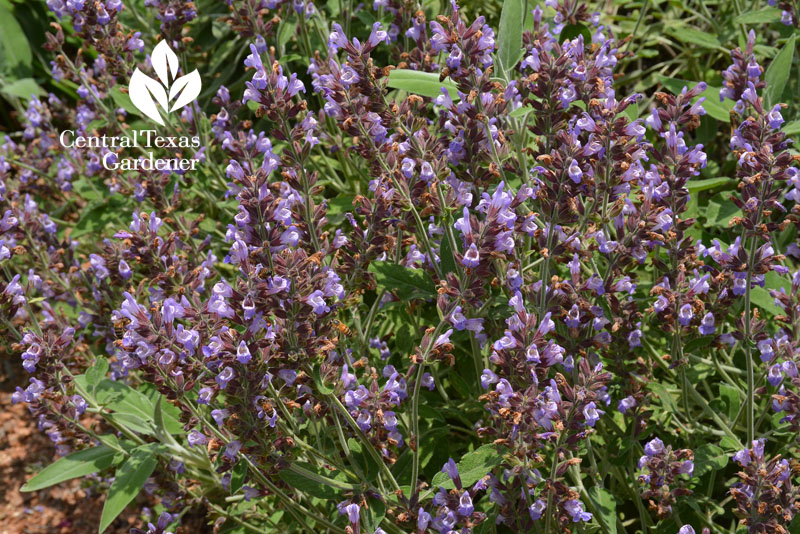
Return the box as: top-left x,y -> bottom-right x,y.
129,41 -> 201,126
58,40 -> 203,171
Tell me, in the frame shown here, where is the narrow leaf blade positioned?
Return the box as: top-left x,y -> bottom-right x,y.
99,449 -> 158,533
765,35 -> 796,107
21,445 -> 116,492
497,0 -> 524,75
387,69 -> 459,100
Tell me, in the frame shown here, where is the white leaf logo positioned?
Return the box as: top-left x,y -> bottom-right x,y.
128,40 -> 201,125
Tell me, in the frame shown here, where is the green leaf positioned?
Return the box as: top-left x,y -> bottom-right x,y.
97,380 -> 159,435
720,436 -> 740,451
783,120 -> 800,136
750,271 -> 791,316
559,23 -> 592,45
719,384 -> 740,422
430,444 -> 504,490
72,196 -> 129,239
765,35 -> 796,107
313,364 -> 335,395
364,494 -> 386,532
587,486 -> 617,534
21,446 -> 117,492
99,449 -> 158,533
368,261 -> 437,300
750,288 -> 781,316
277,21 -> 297,50
0,78 -> 44,100
509,105 -> 534,118
278,464 -> 338,500
648,382 -> 678,414
387,69 -> 459,100
734,7 -> 783,24
86,358 -> 110,388
0,1 -> 32,78
440,237 -> 458,277
687,177 -> 730,193
666,27 -> 722,50
705,197 -> 741,227
683,336 -> 714,354
348,438 -> 381,482
693,444 -> 728,477
109,87 -> 140,117
230,461 -> 247,495
497,0 -> 524,75
75,376 -> 181,435
623,101 -> 639,121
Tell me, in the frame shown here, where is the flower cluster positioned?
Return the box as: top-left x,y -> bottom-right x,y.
637,437 -> 694,518
4,1 -> 800,534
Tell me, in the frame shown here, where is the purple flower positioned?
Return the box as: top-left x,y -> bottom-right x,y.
565,304 -> 581,328
768,364 -> 783,386
224,440 -> 242,459
345,503 -> 360,525
529,499 -> 546,520
434,329 -> 453,347
462,243 -> 480,268
699,312 -> 716,336
458,492 -> 473,516
768,104 -> 784,130
567,159 -> 583,183
417,508 -> 432,531
216,367 -> 235,389
481,368 -> 499,389
564,500 -> 592,522
678,304 -> 694,326
197,387 -> 213,405
618,396 -> 636,414
72,395 -> 86,415
583,401 -> 603,427
236,341 -> 252,364
644,437 -> 665,457
187,430 -> 207,447
306,290 -> 330,315
442,458 -> 460,481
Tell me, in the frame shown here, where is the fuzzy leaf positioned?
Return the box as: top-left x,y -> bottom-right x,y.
0,78 -> 44,100
666,27 -> 722,50
430,444 -> 504,490
765,34 -> 796,107
559,23 -> 592,45
0,1 -> 32,78
497,0 -> 524,75
588,486 -> 617,534
368,262 -> 436,300
687,177 -> 731,193
98,448 -> 158,533
694,444 -> 728,476
21,446 -> 117,492
734,8 -> 783,24
387,69 -> 459,100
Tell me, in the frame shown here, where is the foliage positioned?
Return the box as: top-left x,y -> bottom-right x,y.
3,1 -> 800,534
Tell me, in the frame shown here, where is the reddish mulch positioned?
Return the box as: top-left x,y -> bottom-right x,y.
0,374 -> 212,534
0,390 -> 152,534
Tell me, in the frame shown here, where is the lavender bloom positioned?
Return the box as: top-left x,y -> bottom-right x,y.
564,500 -> 592,522
699,312 -> 716,336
